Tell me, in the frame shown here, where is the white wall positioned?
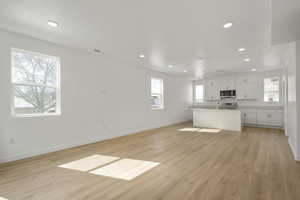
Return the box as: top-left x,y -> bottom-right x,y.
285,42 -> 298,159
297,41 -> 300,160
0,29 -> 192,163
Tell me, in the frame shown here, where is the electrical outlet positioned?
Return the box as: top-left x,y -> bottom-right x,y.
9,138 -> 15,144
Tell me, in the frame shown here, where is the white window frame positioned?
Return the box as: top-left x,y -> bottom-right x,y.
151,77 -> 164,110
194,84 -> 204,104
263,76 -> 280,103
11,48 -> 61,117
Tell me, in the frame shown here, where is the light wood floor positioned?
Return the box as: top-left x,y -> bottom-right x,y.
1,123 -> 300,200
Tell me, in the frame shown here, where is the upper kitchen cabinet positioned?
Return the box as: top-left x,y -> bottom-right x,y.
204,79 -> 220,101
236,76 -> 257,100
219,77 -> 236,90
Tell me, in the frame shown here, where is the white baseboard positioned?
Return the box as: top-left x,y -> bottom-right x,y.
0,135 -> 111,164
0,120 -> 188,164
288,137 -> 300,161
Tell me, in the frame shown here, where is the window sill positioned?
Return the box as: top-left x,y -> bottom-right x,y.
152,107 -> 164,110
12,112 -> 61,118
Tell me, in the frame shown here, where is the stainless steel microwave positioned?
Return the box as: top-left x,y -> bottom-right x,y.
220,90 -> 236,98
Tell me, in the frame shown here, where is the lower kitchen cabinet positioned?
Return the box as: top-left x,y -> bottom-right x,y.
240,108 -> 283,128
241,109 -> 257,125
257,109 -> 283,127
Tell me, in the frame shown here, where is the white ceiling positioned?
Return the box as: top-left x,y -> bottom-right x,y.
0,0 -> 290,78
271,0 -> 300,45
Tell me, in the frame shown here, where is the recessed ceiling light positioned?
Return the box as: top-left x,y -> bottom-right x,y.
139,54 -> 145,58
48,20 -> 59,27
168,65 -> 173,68
183,70 -> 187,73
244,58 -> 251,62
251,68 -> 257,72
223,22 -> 233,29
238,48 -> 245,52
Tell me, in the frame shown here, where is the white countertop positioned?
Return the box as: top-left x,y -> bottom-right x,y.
190,104 -> 283,110
192,108 -> 241,113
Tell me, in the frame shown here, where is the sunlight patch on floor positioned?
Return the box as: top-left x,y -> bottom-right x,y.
179,127 -> 222,133
90,158 -> 160,181
0,197 -> 8,200
198,128 -> 221,133
58,154 -> 120,172
178,128 -> 200,132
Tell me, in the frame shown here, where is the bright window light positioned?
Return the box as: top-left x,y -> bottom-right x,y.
151,78 -> 164,109
58,155 -> 120,172
264,77 -> 280,102
11,48 -> 61,117
90,158 -> 160,181
178,128 -> 200,132
194,84 -> 204,103
0,197 -> 9,200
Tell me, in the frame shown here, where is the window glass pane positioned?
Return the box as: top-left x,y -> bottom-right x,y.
151,78 -> 163,108
264,77 -> 279,102
151,78 -> 162,94
151,94 -> 162,108
12,50 -> 58,86
14,85 -> 57,115
195,85 -> 204,102
12,49 -> 60,116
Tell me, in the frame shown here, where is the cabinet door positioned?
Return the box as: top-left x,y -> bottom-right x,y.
205,80 -> 219,101
257,110 -> 283,126
204,80 -> 212,100
245,77 -> 257,99
219,78 -> 235,90
237,76 -> 257,100
265,110 -> 283,126
236,77 -> 246,99
236,85 -> 245,100
241,109 -> 257,124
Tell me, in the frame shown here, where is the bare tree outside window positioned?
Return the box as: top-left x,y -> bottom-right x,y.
12,49 -> 60,116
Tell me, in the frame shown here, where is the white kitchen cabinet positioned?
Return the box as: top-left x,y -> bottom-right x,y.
236,76 -> 257,100
241,109 -> 257,124
257,109 -> 283,127
204,79 -> 219,101
239,108 -> 283,128
219,78 -> 235,90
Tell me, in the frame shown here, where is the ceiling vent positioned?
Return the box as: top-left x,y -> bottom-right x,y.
93,49 -> 102,54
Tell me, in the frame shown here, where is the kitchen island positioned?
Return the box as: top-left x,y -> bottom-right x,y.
193,108 -> 241,131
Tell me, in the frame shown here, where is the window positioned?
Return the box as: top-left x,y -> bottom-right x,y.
11,48 -> 61,117
264,77 -> 280,102
195,84 -> 204,103
151,78 -> 164,109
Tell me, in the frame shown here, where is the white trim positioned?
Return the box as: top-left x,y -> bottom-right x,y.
0,120 -> 189,164
0,135 -> 105,164
288,137 -> 300,161
152,107 -> 164,110
13,82 -> 57,88
12,112 -> 61,118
